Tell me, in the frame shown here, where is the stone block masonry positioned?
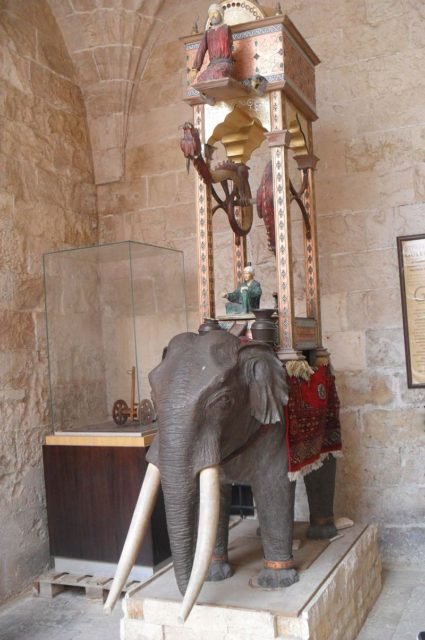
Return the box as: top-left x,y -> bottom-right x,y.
0,0 -> 97,603
120,523 -> 381,640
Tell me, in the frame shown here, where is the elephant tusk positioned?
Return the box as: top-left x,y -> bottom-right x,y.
179,465 -> 220,623
104,463 -> 161,614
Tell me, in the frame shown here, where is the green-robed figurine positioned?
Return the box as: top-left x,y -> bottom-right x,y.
221,265 -> 262,315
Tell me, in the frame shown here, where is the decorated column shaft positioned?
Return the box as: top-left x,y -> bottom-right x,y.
294,154 -> 320,316
233,235 -> 247,288
295,121 -> 328,358
194,104 -> 215,322
268,91 -> 300,360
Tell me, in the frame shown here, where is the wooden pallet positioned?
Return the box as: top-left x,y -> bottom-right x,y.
33,571 -> 141,601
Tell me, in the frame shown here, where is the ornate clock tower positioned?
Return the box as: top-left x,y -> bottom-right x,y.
181,1 -> 329,368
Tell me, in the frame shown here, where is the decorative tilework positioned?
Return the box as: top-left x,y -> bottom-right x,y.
233,24 -> 282,40
270,89 -> 283,132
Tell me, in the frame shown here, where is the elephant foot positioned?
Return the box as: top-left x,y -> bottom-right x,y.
206,559 -> 233,582
256,559 -> 298,589
256,566 -> 299,589
307,521 -> 338,540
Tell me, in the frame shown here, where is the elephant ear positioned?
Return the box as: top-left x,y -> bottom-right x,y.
238,343 -> 288,425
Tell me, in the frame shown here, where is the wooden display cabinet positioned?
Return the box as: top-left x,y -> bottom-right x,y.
41,241 -> 186,580
43,434 -> 170,581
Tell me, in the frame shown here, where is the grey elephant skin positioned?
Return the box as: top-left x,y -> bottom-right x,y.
146,330 -> 337,597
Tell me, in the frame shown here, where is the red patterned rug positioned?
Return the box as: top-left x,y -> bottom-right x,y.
284,365 -> 342,478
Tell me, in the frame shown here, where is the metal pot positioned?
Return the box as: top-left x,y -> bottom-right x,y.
251,308 -> 277,344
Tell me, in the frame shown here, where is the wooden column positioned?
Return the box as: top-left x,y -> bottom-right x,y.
233,234 -> 247,287
268,91 -> 302,361
295,132 -> 328,357
295,154 -> 320,317
194,104 -> 215,322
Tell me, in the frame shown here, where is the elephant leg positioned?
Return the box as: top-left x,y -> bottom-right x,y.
206,483 -> 233,582
252,474 -> 299,589
304,454 -> 338,539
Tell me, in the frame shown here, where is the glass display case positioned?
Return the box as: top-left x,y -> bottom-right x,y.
43,241 -> 187,434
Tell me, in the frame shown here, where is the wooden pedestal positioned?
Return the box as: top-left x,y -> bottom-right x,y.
43,439 -> 170,579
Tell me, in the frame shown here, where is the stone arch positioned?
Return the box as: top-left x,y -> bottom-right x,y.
47,0 -> 170,184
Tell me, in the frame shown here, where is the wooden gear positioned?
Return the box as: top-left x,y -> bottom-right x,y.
112,367 -> 156,426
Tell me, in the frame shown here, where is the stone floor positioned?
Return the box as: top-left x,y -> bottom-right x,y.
0,569 -> 424,640
0,589 -> 122,640
357,568 -> 425,640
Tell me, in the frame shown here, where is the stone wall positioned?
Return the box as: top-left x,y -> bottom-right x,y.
94,1 -> 213,330
308,0 -> 425,566
93,0 -> 425,568
0,0 -> 97,602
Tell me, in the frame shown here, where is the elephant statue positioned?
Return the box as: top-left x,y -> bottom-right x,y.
105,331 -> 337,622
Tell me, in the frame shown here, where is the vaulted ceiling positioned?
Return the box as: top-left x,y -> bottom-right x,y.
47,0 -> 167,184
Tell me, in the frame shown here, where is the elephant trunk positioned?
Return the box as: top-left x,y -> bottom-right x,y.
160,463 -> 198,596
179,466 -> 220,622
160,440 -> 220,622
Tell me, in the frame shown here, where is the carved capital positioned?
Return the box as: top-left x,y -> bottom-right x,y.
266,129 -> 291,148
293,153 -> 319,170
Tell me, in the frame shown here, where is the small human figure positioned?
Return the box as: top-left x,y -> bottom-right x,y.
221,265 -> 262,315
189,4 -> 235,84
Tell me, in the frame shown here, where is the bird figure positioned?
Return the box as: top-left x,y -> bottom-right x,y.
179,122 -> 211,183
249,74 -> 268,96
256,160 -> 276,254
180,122 -> 202,174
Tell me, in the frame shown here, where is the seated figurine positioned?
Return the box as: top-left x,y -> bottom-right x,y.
189,4 -> 235,84
222,265 -> 262,315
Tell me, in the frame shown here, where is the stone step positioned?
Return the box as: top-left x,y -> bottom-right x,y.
121,520 -> 381,640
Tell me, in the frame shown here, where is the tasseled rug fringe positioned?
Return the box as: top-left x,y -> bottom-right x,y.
287,451 -> 343,481
315,355 -> 330,367
285,360 -> 314,381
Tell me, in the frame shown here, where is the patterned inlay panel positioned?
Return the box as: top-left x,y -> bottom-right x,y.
272,145 -> 293,350
234,29 -> 283,79
269,92 -> 295,351
233,236 -> 247,287
304,171 -> 317,319
303,166 -> 321,332
194,105 -> 215,321
282,30 -> 316,107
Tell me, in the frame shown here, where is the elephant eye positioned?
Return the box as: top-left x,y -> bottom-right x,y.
206,391 -> 233,410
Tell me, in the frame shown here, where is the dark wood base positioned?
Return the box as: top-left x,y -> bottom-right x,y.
43,444 -> 170,568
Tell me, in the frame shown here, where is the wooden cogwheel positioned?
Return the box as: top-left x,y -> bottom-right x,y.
139,399 -> 156,426
112,399 -> 129,425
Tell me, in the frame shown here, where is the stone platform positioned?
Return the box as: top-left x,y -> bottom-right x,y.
121,520 -> 381,640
